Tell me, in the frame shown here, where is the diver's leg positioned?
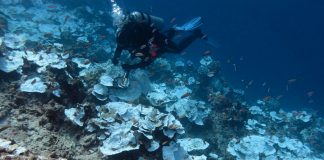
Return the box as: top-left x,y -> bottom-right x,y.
167,29 -> 204,53
163,28 -> 176,39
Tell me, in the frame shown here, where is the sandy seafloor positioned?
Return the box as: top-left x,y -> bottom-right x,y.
0,0 -> 323,160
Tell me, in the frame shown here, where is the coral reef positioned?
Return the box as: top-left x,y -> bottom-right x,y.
0,0 -> 323,160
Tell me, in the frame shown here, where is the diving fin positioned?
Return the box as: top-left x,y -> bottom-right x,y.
174,17 -> 203,31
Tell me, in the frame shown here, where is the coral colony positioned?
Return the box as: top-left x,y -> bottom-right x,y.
0,0 -> 323,159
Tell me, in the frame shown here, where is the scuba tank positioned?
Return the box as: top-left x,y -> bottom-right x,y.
128,11 -> 165,30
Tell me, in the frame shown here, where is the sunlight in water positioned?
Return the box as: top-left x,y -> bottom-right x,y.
110,0 -> 125,26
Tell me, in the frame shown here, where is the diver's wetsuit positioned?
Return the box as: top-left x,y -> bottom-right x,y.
112,13 -> 203,71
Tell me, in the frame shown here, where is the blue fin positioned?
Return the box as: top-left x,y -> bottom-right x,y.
174,17 -> 203,31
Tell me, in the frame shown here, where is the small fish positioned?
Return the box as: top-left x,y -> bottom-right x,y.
0,23 -> 6,29
233,64 -> 237,72
63,15 -> 70,25
135,52 -> 144,57
240,56 -> 244,61
83,59 -> 91,65
263,96 -> 271,102
100,35 -> 107,40
0,125 -> 11,132
47,5 -> 57,9
162,141 -> 168,145
151,43 -> 158,48
164,39 -> 169,45
267,87 -> 271,93
140,44 -> 146,49
276,95 -> 284,100
63,50 -> 69,56
181,92 -> 191,99
31,79 -> 37,84
262,82 -> 267,87
169,17 -> 176,24
148,37 -> 155,43
160,63 -> 168,68
43,32 -> 53,38
307,91 -> 315,98
287,79 -> 297,84
177,114 -> 186,119
144,57 -> 150,62
248,80 -> 254,86
207,71 -> 215,77
308,99 -> 314,104
203,50 -> 211,56
152,28 -> 157,33
227,59 -> 231,63
180,51 -> 187,56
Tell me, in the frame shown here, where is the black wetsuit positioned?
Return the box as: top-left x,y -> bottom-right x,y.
112,17 -> 202,71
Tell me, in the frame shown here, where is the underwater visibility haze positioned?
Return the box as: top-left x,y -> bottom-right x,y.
0,0 -> 323,159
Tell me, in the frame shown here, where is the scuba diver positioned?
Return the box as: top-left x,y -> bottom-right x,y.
112,11 -> 206,87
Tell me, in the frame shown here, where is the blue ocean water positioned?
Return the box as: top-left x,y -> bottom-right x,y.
117,0 -> 324,116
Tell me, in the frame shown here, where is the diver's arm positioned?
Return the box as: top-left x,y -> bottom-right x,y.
112,45 -> 123,65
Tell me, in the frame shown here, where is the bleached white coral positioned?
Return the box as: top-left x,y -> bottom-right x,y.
245,119 -> 266,135
190,155 -> 207,160
227,135 -> 276,160
227,135 -> 320,160
177,138 -> 209,152
99,74 -> 114,87
92,84 -> 108,101
38,23 -> 61,38
110,70 -> 151,101
249,105 -> 265,116
64,107 -> 85,127
72,58 -> 91,69
175,60 -> 185,67
77,36 -> 89,43
187,77 -> 196,85
146,84 -> 192,107
294,111 -> 312,123
20,77 -> 47,93
146,83 -> 170,106
25,50 -> 67,73
91,102 -> 185,155
271,136 -> 313,158
162,114 -> 185,138
269,111 -> 284,122
0,51 -> 24,73
100,122 -> 139,156
3,33 -> 27,49
167,98 -> 210,125
162,142 -> 189,160
0,138 -> 27,156
168,85 -> 192,100
148,140 -> 160,152
199,56 -> 213,66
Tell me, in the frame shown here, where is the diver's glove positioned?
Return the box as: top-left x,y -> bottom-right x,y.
173,17 -> 203,31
